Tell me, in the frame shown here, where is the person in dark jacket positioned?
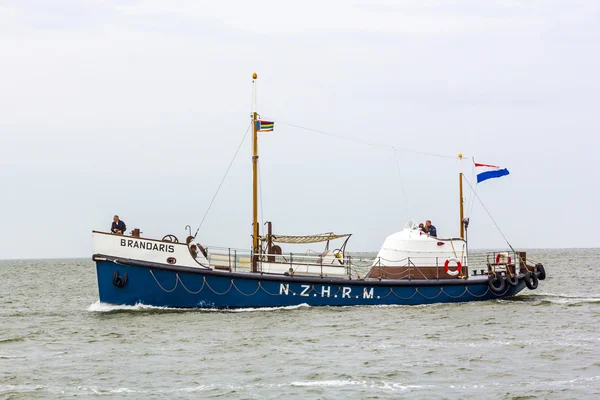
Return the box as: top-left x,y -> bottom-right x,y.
425,220 -> 437,237
111,215 -> 126,235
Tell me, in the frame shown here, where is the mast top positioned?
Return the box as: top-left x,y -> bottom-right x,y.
252,72 -> 258,79
458,153 -> 463,159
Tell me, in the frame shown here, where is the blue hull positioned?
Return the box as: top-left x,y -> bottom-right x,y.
95,257 -> 528,308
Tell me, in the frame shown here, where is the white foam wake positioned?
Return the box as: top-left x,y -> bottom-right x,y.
87,301 -> 182,312
519,292 -> 600,304
290,380 -> 424,391
87,301 -> 311,313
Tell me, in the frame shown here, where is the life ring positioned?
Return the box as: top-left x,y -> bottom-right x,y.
495,253 -> 512,264
444,258 -> 462,276
488,273 -> 506,294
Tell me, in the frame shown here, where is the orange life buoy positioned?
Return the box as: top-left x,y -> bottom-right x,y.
444,258 -> 462,276
495,253 -> 512,264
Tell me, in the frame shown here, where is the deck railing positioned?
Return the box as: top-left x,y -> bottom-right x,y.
202,246 -> 532,278
204,247 -> 356,277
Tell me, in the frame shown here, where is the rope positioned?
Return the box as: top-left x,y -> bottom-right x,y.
177,274 -> 205,294
194,124 -> 251,239
466,158 -> 478,218
415,287 -> 443,300
450,240 -> 458,259
231,280 -> 262,296
518,253 -> 533,273
259,281 -> 287,296
440,287 -> 468,299
271,120 -> 461,160
203,278 -> 234,296
465,285 -> 492,298
389,288 -> 419,300
147,268 -> 513,301
462,176 -> 515,252
149,270 -> 179,292
350,264 -> 362,280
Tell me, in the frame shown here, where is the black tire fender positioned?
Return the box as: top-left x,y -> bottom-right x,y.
535,264 -> 546,280
524,271 -> 539,290
488,273 -> 506,294
112,270 -> 128,288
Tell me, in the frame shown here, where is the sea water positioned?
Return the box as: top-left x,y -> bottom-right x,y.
1,249 -> 599,399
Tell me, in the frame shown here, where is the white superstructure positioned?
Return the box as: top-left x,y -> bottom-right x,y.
374,221 -> 467,267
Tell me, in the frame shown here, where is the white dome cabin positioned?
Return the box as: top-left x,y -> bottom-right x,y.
366,220 -> 468,280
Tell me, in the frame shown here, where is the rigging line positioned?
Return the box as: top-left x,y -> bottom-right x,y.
392,149 -> 408,219
468,166 -> 478,218
462,176 -> 515,252
271,120 -> 460,160
466,158 -> 477,217
194,124 -> 252,239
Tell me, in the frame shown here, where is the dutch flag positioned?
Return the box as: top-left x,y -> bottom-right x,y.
475,162 -> 510,184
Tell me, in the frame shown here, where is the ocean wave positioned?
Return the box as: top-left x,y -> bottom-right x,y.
4,376 -> 599,397
290,380 -> 425,391
535,292 -> 600,299
0,337 -> 25,344
511,292 -> 600,305
0,384 -> 44,396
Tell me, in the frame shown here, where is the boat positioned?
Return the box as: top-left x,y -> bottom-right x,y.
92,73 -> 546,308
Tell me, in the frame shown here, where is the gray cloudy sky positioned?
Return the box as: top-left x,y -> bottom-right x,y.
1,0 -> 598,259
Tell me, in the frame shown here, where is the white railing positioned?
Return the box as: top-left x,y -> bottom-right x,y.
202,246 -> 532,278
204,246 -> 253,271
204,246 -> 355,276
258,252 -> 353,277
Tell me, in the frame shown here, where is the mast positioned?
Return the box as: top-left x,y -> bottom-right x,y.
458,153 -> 464,239
251,72 -> 259,272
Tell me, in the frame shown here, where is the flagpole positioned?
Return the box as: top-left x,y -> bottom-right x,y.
251,72 -> 259,272
458,153 -> 464,239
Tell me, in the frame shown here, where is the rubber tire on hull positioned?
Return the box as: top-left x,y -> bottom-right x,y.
506,273 -> 519,287
112,270 -> 128,288
524,272 -> 539,290
535,264 -> 546,280
488,274 -> 506,294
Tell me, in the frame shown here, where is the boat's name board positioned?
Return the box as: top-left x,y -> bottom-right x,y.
120,239 -> 175,253
279,283 -> 377,299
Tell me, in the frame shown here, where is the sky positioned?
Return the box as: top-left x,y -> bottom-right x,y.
0,0 -> 598,259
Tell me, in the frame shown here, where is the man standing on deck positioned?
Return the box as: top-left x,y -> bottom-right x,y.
425,220 -> 437,237
111,215 -> 126,235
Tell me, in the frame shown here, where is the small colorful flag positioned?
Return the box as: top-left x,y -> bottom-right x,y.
256,120 -> 274,132
475,162 -> 510,183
